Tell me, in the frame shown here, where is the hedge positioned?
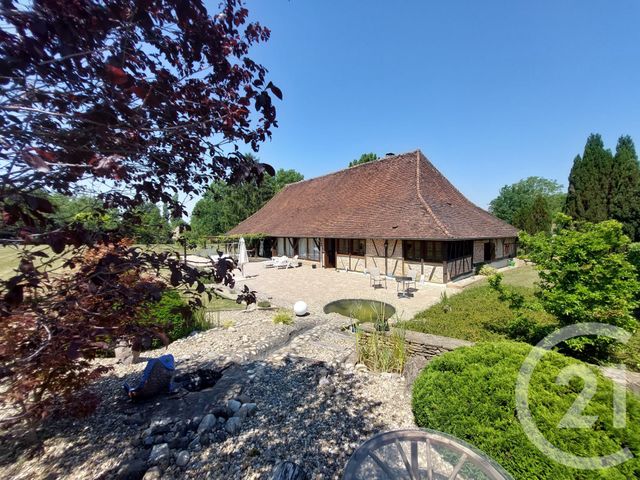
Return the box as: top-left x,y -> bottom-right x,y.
412,342 -> 640,479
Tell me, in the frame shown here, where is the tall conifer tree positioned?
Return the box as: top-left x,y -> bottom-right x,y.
609,136 -> 640,240
565,134 -> 613,223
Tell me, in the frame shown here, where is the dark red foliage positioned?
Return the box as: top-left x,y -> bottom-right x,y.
0,0 -> 279,423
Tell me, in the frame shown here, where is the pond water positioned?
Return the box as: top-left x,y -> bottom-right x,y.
323,299 -> 396,322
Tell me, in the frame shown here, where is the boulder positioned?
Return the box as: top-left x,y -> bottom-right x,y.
271,461 -> 307,480
224,416 -> 242,434
176,450 -> 190,468
148,443 -> 170,466
197,414 -> 216,434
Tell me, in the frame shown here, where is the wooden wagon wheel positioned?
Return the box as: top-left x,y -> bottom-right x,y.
343,429 -> 513,480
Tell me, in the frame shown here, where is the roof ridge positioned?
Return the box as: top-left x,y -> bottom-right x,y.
415,151 -> 451,238
280,150 -> 420,189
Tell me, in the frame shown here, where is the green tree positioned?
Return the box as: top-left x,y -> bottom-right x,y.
517,215 -> 639,358
609,136 -> 640,240
564,134 -> 613,223
190,167 -> 303,238
49,194 -> 120,232
512,194 -> 552,234
349,152 -> 379,167
489,176 -> 564,229
124,203 -> 172,244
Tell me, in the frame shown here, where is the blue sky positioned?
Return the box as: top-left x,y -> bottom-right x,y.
195,0 -> 640,212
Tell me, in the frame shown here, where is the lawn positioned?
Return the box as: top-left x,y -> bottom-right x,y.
398,266 -> 555,342
400,265 -> 640,372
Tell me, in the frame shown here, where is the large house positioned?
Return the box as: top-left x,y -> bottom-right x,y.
228,150 -> 518,283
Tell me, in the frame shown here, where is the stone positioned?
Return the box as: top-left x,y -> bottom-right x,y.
237,393 -> 251,404
210,405 -> 230,419
197,414 -> 216,434
148,443 -> 170,465
227,399 -> 241,414
114,341 -> 140,365
271,461 -> 308,480
116,459 -> 147,480
142,466 -> 162,480
169,436 -> 189,451
150,418 -> 173,435
237,403 -> 257,419
188,435 -> 201,451
176,450 -> 190,468
225,416 -> 242,434
142,436 -> 155,447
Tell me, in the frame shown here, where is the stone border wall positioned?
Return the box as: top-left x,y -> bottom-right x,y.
358,323 -> 473,361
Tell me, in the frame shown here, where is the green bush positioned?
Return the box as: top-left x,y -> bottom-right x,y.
412,342 -> 640,479
141,289 -> 194,343
272,310 -> 293,325
520,218 -> 640,358
478,264 -> 498,276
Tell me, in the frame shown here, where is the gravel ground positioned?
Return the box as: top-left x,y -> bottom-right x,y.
0,306 -> 415,480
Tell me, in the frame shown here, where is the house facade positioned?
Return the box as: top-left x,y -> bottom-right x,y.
228,150 -> 518,283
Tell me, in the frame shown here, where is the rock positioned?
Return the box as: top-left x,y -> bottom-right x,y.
176,450 -> 190,468
114,341 -> 140,365
148,443 -> 170,465
271,461 -> 308,480
224,416 -> 242,434
150,418 -> 173,435
188,435 -> 201,451
211,405 -> 231,419
403,355 -> 429,388
142,436 -> 155,447
169,435 -> 189,451
197,414 -> 216,434
116,459 -> 147,480
227,399 -> 241,414
237,393 -> 251,404
142,466 -> 162,480
237,403 -> 257,419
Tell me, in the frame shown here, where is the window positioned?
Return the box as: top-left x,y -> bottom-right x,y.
403,240 -> 422,261
403,240 -> 444,262
337,239 -> 350,255
424,241 -> 442,262
446,241 -> 472,260
310,238 -> 321,261
351,239 -> 366,256
336,239 -> 366,256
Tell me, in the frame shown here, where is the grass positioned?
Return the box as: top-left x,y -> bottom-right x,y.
272,310 -> 294,325
398,266 -> 555,342
356,328 -> 407,373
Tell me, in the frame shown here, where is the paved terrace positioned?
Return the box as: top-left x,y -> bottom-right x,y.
235,260 -> 451,321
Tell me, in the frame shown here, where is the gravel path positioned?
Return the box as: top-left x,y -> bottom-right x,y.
0,306 -> 416,480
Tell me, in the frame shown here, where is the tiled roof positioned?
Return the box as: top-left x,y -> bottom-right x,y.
227,150 -> 518,240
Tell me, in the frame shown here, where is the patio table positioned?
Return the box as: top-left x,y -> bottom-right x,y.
394,276 -> 413,298
343,428 -> 513,479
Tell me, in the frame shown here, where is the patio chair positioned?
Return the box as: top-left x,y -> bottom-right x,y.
280,254 -> 299,269
406,268 -> 418,291
267,255 -> 289,268
369,267 -> 387,289
265,255 -> 287,268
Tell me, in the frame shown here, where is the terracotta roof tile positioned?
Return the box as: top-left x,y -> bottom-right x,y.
227,150 -> 518,240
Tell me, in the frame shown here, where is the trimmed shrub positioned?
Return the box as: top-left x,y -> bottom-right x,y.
412,342 -> 640,479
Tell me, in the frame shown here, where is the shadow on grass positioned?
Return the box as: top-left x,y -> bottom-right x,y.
0,356 -> 391,479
